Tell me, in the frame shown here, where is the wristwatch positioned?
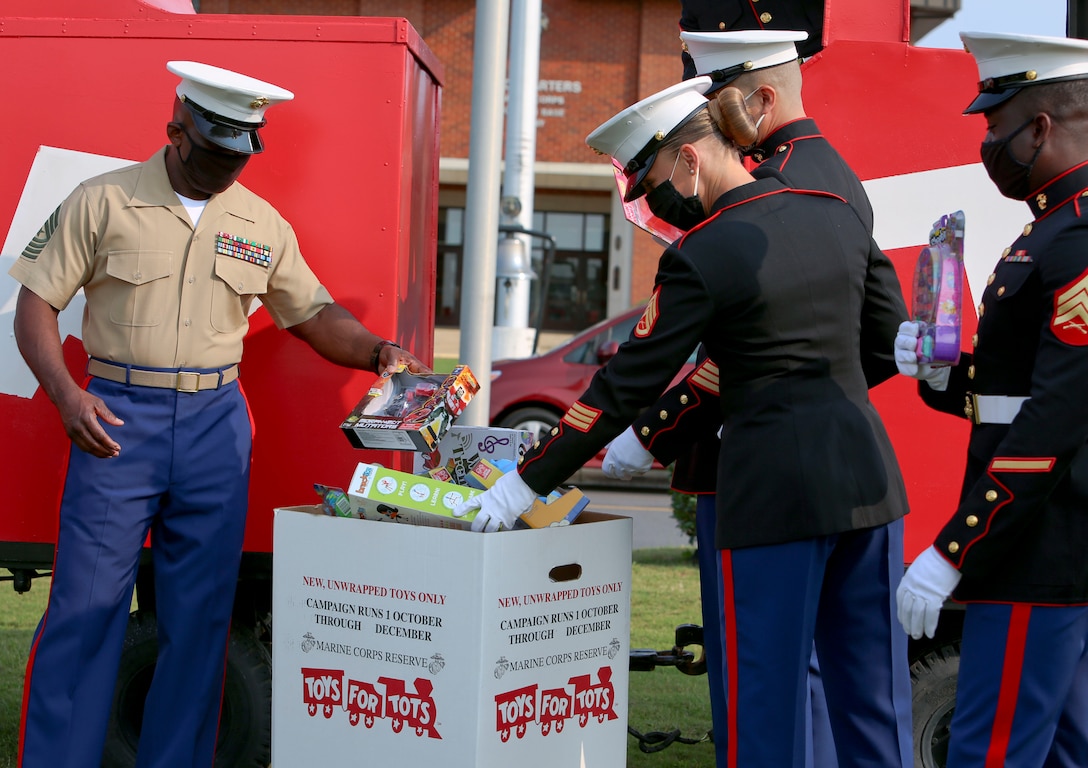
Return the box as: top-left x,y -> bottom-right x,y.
370,339 -> 401,371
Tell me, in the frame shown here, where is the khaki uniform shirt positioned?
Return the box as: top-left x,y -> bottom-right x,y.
9,146 -> 333,369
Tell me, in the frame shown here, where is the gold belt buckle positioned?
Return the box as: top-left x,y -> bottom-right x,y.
964,393 -> 981,425
175,371 -> 201,392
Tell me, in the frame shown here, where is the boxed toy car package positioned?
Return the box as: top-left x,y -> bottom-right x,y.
340,365 -> 480,452
271,505 -> 632,767
413,425 -> 534,485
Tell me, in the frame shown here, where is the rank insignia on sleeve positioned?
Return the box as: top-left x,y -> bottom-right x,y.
215,232 -> 273,268
690,360 -> 720,393
561,401 -> 601,433
1052,268 -> 1088,345
634,289 -> 660,338
20,205 -> 61,261
989,457 -> 1055,473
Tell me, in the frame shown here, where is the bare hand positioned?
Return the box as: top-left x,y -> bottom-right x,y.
56,388 -> 124,458
379,346 -> 432,375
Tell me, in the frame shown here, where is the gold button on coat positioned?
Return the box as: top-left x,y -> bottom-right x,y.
1023,223 -> 1033,236
659,410 -> 669,420
948,541 -> 960,554
680,395 -> 689,405
985,490 -> 998,502
1002,247 -> 1011,258
760,11 -> 772,22
972,334 -> 979,347
550,427 -> 558,436
640,426 -> 650,437
997,286 -> 1006,296
966,515 -> 979,527
967,365 -> 975,379
978,303 -> 985,317
987,273 -> 996,286
718,21 -> 726,29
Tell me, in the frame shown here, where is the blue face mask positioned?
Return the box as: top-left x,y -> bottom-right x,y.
644,153 -> 706,231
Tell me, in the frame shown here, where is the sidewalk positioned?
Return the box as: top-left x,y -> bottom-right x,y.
433,327 -> 572,360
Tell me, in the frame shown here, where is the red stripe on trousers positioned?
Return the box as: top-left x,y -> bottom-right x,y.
720,549 -> 740,768
984,604 -> 1032,768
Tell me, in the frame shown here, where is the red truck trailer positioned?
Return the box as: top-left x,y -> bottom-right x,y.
0,1 -> 442,763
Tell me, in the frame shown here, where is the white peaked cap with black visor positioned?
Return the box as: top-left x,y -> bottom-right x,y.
586,77 -> 713,203
681,29 -> 807,94
167,61 -> 294,154
961,31 -> 1088,115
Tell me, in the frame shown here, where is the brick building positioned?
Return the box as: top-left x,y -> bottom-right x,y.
197,0 -> 955,332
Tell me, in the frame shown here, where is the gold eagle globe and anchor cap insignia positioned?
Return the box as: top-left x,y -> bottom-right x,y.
168,60 -> 294,154
961,31 -> 1088,114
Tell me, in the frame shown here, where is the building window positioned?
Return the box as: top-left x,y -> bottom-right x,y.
436,207 -> 609,332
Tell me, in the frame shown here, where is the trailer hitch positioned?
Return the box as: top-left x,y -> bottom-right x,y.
629,623 -> 706,676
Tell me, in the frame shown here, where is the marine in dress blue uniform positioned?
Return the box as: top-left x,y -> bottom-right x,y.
8,62 -> 426,768
602,31 -> 909,767
679,0 -> 825,77
896,31 -> 1088,768
455,75 -> 911,768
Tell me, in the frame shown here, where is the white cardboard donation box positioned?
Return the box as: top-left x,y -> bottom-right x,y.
271,506 -> 633,767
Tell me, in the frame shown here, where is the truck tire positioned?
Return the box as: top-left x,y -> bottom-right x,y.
911,643 -> 959,768
101,610 -> 272,768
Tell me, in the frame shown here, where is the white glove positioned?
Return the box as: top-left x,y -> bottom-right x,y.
602,426 -> 654,480
896,546 -> 962,640
452,471 -> 537,533
894,321 -> 951,391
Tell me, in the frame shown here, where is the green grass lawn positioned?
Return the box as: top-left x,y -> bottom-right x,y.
433,355 -> 458,373
0,546 -> 712,767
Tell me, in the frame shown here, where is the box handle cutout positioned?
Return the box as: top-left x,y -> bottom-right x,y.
549,563 -> 582,582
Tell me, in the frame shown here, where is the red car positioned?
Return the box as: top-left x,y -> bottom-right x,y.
488,305 -> 698,477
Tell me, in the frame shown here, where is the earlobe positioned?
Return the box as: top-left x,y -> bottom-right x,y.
166,121 -> 183,147
1034,113 -> 1052,146
680,144 -> 698,175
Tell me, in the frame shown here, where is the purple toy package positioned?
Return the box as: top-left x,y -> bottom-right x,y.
912,210 -> 965,365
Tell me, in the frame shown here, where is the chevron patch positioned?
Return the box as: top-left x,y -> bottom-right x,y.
20,205 -> 62,261
561,401 -> 601,433
989,457 -> 1055,473
1053,268 -> 1088,345
690,360 -> 720,393
634,290 -> 660,338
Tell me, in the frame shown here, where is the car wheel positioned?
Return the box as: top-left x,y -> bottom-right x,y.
499,406 -> 560,441
911,643 -> 959,768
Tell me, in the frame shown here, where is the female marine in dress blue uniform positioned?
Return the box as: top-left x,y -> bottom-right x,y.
456,75 -> 911,768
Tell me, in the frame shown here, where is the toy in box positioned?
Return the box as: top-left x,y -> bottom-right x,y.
340,365 -> 480,452
414,426 -> 534,485
347,462 -> 589,531
912,210 -> 965,365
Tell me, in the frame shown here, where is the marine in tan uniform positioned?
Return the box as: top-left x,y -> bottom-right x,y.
9,61 -> 427,768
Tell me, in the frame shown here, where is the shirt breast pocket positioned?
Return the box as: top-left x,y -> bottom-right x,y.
211,255 -> 270,333
990,263 -> 1035,302
105,250 -> 173,327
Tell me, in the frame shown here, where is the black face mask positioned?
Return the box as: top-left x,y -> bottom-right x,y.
980,117 -> 1042,200
645,180 -> 707,231
174,125 -> 250,194
644,156 -> 706,231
